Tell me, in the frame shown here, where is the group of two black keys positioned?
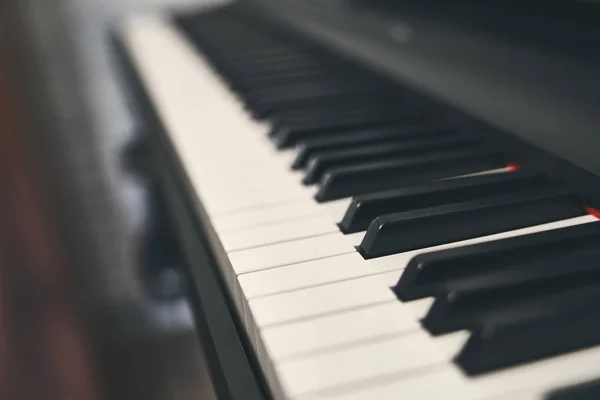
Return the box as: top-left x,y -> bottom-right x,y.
178,7 -> 600,379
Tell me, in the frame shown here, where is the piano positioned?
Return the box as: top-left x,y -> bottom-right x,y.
113,1 -> 600,398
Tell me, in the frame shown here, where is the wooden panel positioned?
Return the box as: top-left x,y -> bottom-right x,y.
0,13 -> 103,400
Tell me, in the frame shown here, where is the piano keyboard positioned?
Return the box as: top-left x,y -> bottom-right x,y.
120,5 -> 600,400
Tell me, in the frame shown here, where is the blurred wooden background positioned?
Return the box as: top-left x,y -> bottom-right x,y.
0,15 -> 101,399
0,0 -> 222,399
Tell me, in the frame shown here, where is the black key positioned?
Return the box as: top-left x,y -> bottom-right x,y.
238,69 -> 342,86
260,94 -> 404,127
222,65 -> 336,93
242,72 -> 379,93
315,149 -> 507,202
237,71 -> 372,94
546,378 -> 600,400
273,113 -> 427,149
264,94 -> 402,122
271,102 -> 393,125
455,305 -> 600,375
216,54 -> 322,72
246,80 -> 383,105
181,27 -> 297,63
222,54 -> 319,69
256,93 -> 400,126
227,66 -> 339,89
422,266 -> 600,335
239,76 -> 367,118
210,47 -> 315,63
242,78 -> 371,118
292,125 -> 452,170
303,136 -> 480,184
210,50 -> 324,68
358,187 -> 585,259
272,108 -> 397,134
394,218 -> 600,301
341,170 -> 547,234
239,63 -> 327,76
252,93 -> 387,120
205,46 -> 298,61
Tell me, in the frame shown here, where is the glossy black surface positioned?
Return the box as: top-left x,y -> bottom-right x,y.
456,308 -> 600,375
359,188 -> 584,258
546,378 -> 600,400
340,170 -> 546,233
423,270 -> 600,336
394,220 -> 600,301
292,124 -> 451,169
316,149 -> 506,202
303,136 -> 479,184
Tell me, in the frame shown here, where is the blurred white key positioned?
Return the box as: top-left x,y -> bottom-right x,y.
307,367 -> 480,400
275,331 -> 451,398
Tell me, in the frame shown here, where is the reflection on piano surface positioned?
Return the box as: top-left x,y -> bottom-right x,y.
114,2 -> 600,399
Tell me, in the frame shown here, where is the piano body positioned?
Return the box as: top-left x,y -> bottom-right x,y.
114,1 -> 600,399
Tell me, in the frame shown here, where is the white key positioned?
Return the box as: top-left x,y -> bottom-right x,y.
238,252 -> 372,299
220,216 -> 339,252
202,187 -> 313,216
306,367 -> 480,400
212,193 -> 350,233
322,198 -> 353,222
260,301 -> 421,360
228,232 -> 362,275
274,331 -> 454,398
211,199 -> 323,233
484,388 -> 545,400
248,271 -> 399,327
